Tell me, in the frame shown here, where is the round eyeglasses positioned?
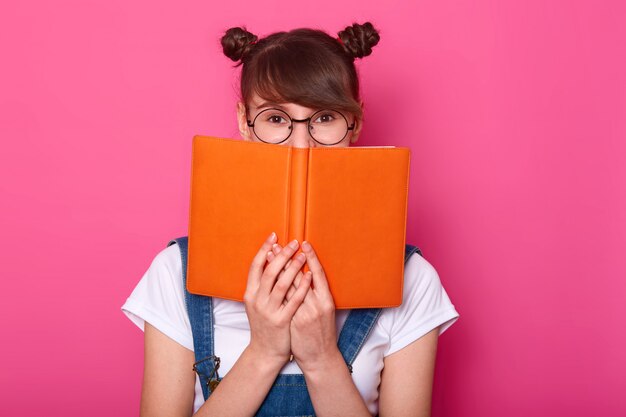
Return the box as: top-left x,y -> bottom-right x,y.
246,108 -> 356,146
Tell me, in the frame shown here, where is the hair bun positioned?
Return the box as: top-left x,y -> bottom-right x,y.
221,27 -> 258,63
337,22 -> 380,59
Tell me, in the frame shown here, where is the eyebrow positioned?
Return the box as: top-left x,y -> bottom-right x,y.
253,101 -> 288,110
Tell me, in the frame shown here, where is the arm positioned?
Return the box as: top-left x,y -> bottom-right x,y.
214,308 -> 441,417
268,241 -> 372,417
300,347 -> 373,417
378,327 -> 439,417
140,233 -> 312,417
194,344 -> 285,416
140,322 -> 285,417
269,242 -> 441,417
140,322 -> 196,417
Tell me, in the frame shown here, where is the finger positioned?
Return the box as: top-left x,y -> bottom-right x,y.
267,244 -> 291,273
281,271 -> 312,318
259,239 -> 300,296
268,251 -> 291,301
247,232 -> 278,292
301,241 -> 330,292
283,271 -> 303,305
267,250 -> 297,298
266,243 -> 283,263
267,242 -> 302,303
269,251 -> 306,309
272,244 -> 294,272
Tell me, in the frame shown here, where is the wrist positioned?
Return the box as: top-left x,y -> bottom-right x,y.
298,346 -> 346,377
245,343 -> 288,374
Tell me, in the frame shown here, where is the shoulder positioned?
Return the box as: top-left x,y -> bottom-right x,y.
133,243 -> 186,299
123,243 -> 184,300
378,250 -> 460,356
403,251 -> 444,299
121,242 -> 193,350
152,243 -> 184,277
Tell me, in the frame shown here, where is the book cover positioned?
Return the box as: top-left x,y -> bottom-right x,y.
186,135 -> 411,309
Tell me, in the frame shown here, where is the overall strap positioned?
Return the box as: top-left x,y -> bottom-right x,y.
337,244 -> 422,372
167,236 -> 217,401
406,243 -> 423,259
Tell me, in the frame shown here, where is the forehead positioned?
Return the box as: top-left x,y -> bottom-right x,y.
248,92 -> 317,114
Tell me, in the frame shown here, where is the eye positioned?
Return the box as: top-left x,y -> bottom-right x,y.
313,112 -> 336,124
264,113 -> 289,124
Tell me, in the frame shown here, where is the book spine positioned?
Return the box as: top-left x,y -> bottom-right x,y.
288,147 -> 309,257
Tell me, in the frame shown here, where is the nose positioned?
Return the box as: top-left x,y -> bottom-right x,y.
288,120 -> 316,148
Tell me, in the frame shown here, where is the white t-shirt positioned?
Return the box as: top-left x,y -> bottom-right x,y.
121,243 -> 460,415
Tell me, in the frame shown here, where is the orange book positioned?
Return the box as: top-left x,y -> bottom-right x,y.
186,135 -> 411,309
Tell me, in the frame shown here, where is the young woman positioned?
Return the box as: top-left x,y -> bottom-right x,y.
122,22 -> 460,417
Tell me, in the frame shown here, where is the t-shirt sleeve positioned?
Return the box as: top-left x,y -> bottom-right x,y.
120,243 -> 194,351
380,252 -> 460,357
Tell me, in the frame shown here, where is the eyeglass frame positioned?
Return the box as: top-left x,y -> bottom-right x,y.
245,107 -> 357,146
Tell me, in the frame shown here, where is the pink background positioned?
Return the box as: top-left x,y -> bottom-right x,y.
1,0 -> 624,415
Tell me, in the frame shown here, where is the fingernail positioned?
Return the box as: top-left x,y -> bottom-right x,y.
272,243 -> 279,252
289,239 -> 299,250
297,253 -> 305,262
302,241 -> 311,251
269,232 -> 276,242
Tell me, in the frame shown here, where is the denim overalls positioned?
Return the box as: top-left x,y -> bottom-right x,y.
168,236 -> 422,417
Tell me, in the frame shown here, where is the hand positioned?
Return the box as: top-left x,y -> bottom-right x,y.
266,240 -> 340,373
265,243 -> 304,305
244,233 -> 312,367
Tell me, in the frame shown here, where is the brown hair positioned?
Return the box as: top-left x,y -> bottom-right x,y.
220,22 -> 381,121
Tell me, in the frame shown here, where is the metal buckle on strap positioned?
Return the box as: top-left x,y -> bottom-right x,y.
192,355 -> 221,391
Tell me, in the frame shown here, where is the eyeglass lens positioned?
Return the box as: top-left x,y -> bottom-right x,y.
251,108 -> 350,145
